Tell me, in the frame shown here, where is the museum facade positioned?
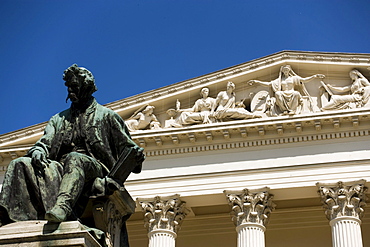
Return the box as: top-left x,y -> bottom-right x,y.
0,50 -> 369,247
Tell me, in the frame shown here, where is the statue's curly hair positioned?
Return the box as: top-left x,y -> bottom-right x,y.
63,64 -> 98,97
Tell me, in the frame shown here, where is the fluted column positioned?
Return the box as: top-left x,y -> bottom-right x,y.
138,194 -> 189,247
317,180 -> 368,247
224,187 -> 275,247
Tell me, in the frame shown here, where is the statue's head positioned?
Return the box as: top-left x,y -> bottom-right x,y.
200,87 -> 209,97
226,81 -> 235,91
63,64 -> 97,104
281,65 -> 292,75
349,69 -> 361,80
142,105 -> 155,114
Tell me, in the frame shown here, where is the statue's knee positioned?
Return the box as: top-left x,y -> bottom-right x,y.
64,152 -> 83,162
64,152 -> 85,169
10,157 -> 32,167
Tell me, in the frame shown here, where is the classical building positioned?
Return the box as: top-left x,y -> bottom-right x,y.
0,50 -> 370,247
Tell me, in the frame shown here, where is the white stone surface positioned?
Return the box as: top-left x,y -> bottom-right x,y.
0,221 -> 101,247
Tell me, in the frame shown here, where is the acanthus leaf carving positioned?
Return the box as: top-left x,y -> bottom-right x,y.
138,195 -> 189,234
317,180 -> 368,221
224,187 -> 275,227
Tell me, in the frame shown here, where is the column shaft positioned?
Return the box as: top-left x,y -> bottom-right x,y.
149,230 -> 176,247
237,223 -> 265,247
330,217 -> 362,247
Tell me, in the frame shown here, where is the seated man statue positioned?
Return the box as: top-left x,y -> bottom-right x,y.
0,64 -> 144,225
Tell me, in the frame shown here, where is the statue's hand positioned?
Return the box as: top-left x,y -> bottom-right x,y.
315,74 -> 325,79
248,80 -> 255,86
31,150 -> 47,169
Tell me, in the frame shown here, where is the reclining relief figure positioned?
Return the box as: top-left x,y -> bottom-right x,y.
321,69 -> 370,111
172,87 -> 215,127
0,64 -> 144,228
211,81 -> 261,121
249,65 -> 325,116
126,105 -> 161,131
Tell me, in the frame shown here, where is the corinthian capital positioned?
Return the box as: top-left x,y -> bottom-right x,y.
224,187 -> 275,227
317,180 -> 368,221
137,194 -> 189,234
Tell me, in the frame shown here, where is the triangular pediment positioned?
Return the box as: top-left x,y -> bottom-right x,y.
1,50 -> 370,164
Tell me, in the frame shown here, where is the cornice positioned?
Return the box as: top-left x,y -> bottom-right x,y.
0,122 -> 46,147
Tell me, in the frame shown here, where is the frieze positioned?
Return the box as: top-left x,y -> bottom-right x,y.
142,129 -> 369,157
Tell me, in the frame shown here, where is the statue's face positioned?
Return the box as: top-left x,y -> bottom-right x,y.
227,82 -> 235,91
201,88 -> 209,97
65,80 -> 81,103
282,67 -> 290,76
349,71 -> 357,80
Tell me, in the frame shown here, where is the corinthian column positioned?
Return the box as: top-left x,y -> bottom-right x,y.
224,187 -> 275,247
137,194 -> 189,247
317,180 -> 368,247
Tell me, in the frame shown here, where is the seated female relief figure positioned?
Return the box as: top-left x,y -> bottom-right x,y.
249,65 -> 325,116
172,87 -> 215,127
125,105 -> 161,131
321,69 -> 370,111
211,81 -> 261,121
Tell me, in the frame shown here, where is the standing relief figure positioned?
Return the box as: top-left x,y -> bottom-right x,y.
248,65 -> 325,116
171,87 -> 215,127
125,105 -> 161,131
321,69 -> 370,111
210,81 -> 261,121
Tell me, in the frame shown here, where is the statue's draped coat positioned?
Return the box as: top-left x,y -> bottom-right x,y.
0,99 -> 138,222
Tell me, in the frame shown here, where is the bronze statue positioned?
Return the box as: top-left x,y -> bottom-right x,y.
0,64 -> 144,229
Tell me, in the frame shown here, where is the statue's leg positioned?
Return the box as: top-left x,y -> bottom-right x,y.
0,157 -> 61,223
274,91 -> 288,113
45,152 -> 103,222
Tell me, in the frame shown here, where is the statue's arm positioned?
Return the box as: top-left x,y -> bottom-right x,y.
211,93 -> 222,113
109,112 -> 144,161
27,115 -> 58,168
326,84 -> 351,93
248,79 -> 271,87
300,74 -> 325,83
360,78 -> 370,87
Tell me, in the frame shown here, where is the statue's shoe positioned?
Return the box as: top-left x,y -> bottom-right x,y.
45,206 -> 68,222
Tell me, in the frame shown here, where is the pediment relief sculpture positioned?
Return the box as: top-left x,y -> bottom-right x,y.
124,65 -> 370,131
211,81 -> 262,122
170,87 -> 216,128
321,69 -> 370,111
248,65 -> 325,116
125,105 -> 161,132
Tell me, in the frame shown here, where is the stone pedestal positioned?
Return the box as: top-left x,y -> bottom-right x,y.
91,189 -> 136,247
138,194 -> 189,247
0,221 -> 100,247
224,187 -> 275,247
317,180 -> 368,247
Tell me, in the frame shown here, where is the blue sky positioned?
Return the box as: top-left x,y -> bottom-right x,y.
1,0 -> 369,134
